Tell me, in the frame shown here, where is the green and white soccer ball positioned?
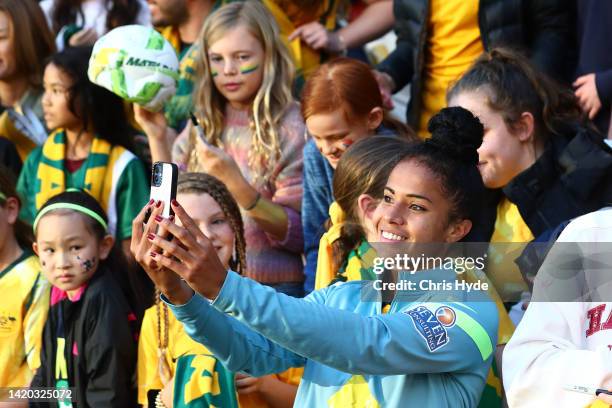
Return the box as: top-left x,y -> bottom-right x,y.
88,25 -> 180,112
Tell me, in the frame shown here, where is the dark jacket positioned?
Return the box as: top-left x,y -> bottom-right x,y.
575,0 -> 612,133
469,125 -> 612,243
378,0 -> 572,128
0,136 -> 22,177
31,269 -> 138,407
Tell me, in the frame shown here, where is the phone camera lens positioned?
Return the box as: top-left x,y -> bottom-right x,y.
152,164 -> 163,187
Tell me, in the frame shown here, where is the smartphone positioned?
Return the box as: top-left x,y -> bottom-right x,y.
148,161 -> 178,219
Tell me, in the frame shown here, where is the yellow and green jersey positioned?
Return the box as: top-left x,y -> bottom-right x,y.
0,251 -> 50,388
138,304 -> 302,407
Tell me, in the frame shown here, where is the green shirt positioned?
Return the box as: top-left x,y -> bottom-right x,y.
17,146 -> 148,241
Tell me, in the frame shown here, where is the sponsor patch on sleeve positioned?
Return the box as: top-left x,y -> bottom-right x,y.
404,305 -> 456,352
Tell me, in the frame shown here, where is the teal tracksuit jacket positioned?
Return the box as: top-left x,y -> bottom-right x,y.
165,269 -> 498,407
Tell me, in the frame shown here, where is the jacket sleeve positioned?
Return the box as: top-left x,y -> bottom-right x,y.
84,295 -> 137,407
596,69 -> 612,103
377,40 -> 415,92
302,140 -> 333,294
264,106 -> 305,253
524,0 -> 571,81
503,302 -> 612,408
171,271 -> 498,377
165,293 -> 306,377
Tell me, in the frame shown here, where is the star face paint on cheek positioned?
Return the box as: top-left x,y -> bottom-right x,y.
77,255 -> 96,273
239,63 -> 259,75
211,69 -> 219,77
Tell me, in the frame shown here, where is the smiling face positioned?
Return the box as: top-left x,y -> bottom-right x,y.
176,192 -> 235,268
449,90 -> 536,189
207,24 -> 264,111
34,212 -> 113,298
41,63 -> 81,132
370,159 -> 470,244
306,109 -> 377,169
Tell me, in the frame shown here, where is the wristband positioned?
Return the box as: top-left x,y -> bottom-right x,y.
244,192 -> 262,211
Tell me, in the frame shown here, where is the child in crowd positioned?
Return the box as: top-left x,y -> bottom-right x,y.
313,136 -> 406,290
133,107 -> 499,408
17,46 -> 149,249
0,169 -> 49,392
301,57 -> 415,293
137,173 -> 299,408
30,190 -> 138,406
136,1 -> 305,296
448,48 -> 612,311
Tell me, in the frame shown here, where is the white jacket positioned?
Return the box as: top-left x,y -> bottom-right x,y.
503,207 -> 612,408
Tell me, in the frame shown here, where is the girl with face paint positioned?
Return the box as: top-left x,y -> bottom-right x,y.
138,1 -> 307,296
300,57 -> 417,293
30,190 -> 140,407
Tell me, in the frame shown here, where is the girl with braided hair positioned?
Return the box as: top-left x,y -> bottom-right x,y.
137,172 -> 299,408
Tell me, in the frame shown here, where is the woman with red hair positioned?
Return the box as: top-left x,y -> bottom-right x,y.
301,57 -> 415,293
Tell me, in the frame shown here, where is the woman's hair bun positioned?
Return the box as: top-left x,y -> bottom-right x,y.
426,107 -> 484,165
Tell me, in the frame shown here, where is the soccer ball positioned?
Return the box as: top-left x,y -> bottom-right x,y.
88,25 -> 180,112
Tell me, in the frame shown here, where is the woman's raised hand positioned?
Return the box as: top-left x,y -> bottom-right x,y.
131,200 -> 193,304
147,200 -> 228,300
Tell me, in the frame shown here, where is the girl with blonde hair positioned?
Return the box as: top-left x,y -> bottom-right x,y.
136,1 -> 306,296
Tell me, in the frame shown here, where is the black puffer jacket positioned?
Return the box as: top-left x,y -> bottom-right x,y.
467,124 -> 612,244
378,0 -> 572,128
31,269 -> 138,407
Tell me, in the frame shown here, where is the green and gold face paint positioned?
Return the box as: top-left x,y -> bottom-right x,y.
211,68 -> 219,78
239,63 -> 259,75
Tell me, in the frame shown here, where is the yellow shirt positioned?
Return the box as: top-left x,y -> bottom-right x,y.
263,0 -> 338,81
138,303 -> 302,407
0,252 -> 50,388
419,0 -> 483,137
488,197 -> 534,300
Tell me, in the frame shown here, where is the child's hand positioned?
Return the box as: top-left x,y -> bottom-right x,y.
288,22 -> 345,54
194,136 -> 243,186
131,200 -> 193,304
372,70 -> 395,110
134,104 -> 169,141
235,373 -> 272,395
574,73 -> 602,120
